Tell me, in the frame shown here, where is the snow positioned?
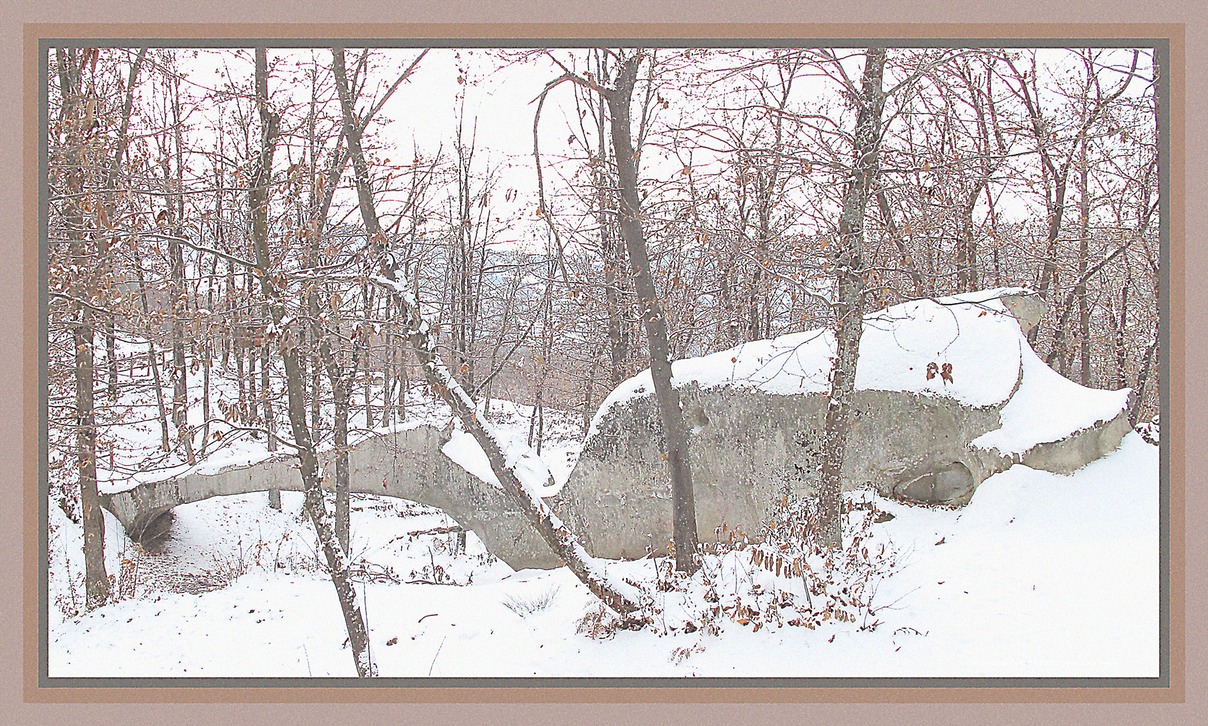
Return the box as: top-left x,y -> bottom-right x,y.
857,289 -> 1030,406
88,354 -> 452,496
440,410 -> 566,498
373,272 -> 563,501
588,288 -> 1131,459
48,288 -> 1153,680
971,337 -> 1133,455
48,432 -> 1159,678
441,428 -> 506,490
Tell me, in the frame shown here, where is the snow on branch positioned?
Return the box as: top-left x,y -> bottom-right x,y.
369,272 -> 645,621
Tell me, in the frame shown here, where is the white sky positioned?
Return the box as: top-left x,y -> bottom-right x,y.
137,46 -> 1156,252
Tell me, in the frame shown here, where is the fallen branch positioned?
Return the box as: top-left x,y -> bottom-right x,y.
371,271 -> 644,623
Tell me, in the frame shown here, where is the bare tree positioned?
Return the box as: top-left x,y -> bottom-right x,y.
249,48 -> 376,677
52,48 -> 111,608
815,48 -> 887,549
539,49 -> 702,573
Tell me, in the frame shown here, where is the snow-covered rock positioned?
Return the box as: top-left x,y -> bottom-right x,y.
557,289 -> 1133,561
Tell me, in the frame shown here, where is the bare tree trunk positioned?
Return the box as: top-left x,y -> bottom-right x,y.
168,234 -> 190,460
262,333 -> 280,509
1132,335 -> 1158,426
333,377 -> 351,553
816,48 -> 886,551
383,318 -> 395,428
956,185 -> 985,293
1076,135 -> 1092,385
604,52 -> 700,573
333,47 -> 643,620
56,49 -> 110,609
74,309 -> 109,608
132,241 -> 171,452
361,282 -> 376,427
874,183 -> 925,296
166,73 -> 193,465
313,299 -> 357,557
586,52 -> 631,386
246,273 -> 258,436
1113,264 -> 1130,390
200,342 -> 211,455
251,48 -> 375,677
310,335 -> 322,438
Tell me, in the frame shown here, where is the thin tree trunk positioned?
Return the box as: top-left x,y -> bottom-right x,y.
604,52 -> 700,573
816,48 -> 887,551
57,49 -> 109,609
169,234 -> 190,461
247,273 -> 258,436
874,183 -> 925,296
1114,265 -> 1130,390
167,74 -> 193,465
1131,334 -> 1158,426
100,49 -> 145,402
362,283 -> 375,427
133,247 -> 171,452
201,343 -> 211,455
263,335 -> 280,509
587,55 -> 630,386
251,48 -> 374,677
74,309 -> 109,609
1076,135 -> 1092,385
333,379 -> 350,553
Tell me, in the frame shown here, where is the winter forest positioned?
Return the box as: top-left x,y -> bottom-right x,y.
45,45 -> 1162,679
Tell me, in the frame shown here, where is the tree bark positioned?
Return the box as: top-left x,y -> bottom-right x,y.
74,309 -> 109,608
816,48 -> 887,551
603,52 -> 700,573
57,48 -> 110,609
166,72 -> 193,464
250,48 -> 375,677
333,377 -> 351,553
1076,135 -> 1092,385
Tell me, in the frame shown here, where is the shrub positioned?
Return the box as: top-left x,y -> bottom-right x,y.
502,585 -> 562,618
575,479 -> 900,643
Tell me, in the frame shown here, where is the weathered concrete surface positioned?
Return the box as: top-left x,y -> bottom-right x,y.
554,382 -> 1131,563
100,426 -> 548,569
549,290 -> 1132,561
1016,408 -> 1134,475
554,385 -> 1002,561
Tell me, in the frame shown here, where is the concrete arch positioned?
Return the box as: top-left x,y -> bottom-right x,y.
100,425 -> 557,569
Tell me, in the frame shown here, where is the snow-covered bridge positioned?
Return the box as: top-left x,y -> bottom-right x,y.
99,424 -> 552,568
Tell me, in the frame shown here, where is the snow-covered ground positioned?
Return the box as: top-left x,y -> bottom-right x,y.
47,429 -> 1159,679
